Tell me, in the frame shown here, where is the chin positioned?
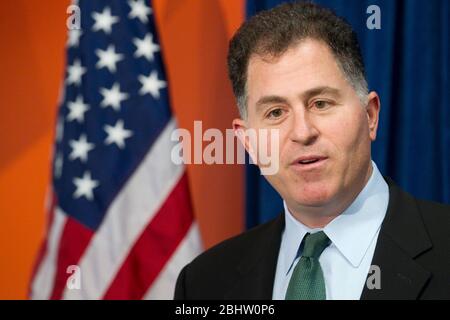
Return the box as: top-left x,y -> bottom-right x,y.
291,184 -> 335,207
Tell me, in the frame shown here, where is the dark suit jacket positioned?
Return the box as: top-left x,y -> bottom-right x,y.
174,177 -> 450,300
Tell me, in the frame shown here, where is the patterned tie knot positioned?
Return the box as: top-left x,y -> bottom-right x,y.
302,231 -> 330,259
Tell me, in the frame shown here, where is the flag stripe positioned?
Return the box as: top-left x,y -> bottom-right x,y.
62,119 -> 184,299
143,223 -> 202,299
50,216 -> 94,299
103,172 -> 193,299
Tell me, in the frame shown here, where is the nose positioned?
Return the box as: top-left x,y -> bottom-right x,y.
288,107 -> 319,145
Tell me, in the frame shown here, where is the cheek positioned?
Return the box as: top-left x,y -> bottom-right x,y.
252,124 -> 289,163
323,110 -> 368,153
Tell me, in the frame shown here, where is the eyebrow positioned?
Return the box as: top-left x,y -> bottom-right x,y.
301,86 -> 341,101
254,86 -> 342,112
255,96 -> 289,112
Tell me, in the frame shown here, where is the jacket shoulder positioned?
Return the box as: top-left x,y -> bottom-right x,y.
415,198 -> 450,243
175,215 -> 283,299
189,215 -> 281,271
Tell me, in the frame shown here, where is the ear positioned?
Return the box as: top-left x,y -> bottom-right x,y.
232,118 -> 257,163
366,91 -> 380,141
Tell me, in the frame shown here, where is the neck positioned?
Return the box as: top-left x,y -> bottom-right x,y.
287,163 -> 374,229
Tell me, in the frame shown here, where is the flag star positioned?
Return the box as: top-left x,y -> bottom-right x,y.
95,44 -> 124,73
104,120 -> 133,149
67,59 -> 86,86
100,83 -> 129,111
67,95 -> 90,123
73,171 -> 99,201
128,0 -> 152,23
92,7 -> 119,34
69,134 -> 95,163
67,28 -> 82,47
138,70 -> 166,99
133,34 -> 159,61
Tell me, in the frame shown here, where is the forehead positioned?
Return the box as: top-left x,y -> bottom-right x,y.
246,39 -> 349,103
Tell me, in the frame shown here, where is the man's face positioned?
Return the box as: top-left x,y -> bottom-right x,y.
234,39 -> 380,216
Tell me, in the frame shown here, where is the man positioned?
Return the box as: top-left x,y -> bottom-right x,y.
174,2 -> 450,299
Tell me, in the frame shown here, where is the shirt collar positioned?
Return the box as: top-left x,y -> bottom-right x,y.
282,160 -> 389,273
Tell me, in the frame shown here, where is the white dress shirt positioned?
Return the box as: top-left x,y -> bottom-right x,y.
272,160 -> 389,300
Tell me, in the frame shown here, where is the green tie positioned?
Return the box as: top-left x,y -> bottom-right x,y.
285,231 -> 330,300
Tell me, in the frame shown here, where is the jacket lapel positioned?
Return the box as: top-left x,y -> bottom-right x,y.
224,214 -> 285,299
361,176 -> 432,299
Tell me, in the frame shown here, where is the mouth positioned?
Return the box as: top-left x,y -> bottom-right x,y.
291,156 -> 328,170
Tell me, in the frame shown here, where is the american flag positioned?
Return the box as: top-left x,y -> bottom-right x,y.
30,0 -> 202,299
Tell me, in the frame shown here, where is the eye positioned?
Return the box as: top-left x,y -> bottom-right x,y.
312,100 -> 331,110
266,108 -> 284,119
